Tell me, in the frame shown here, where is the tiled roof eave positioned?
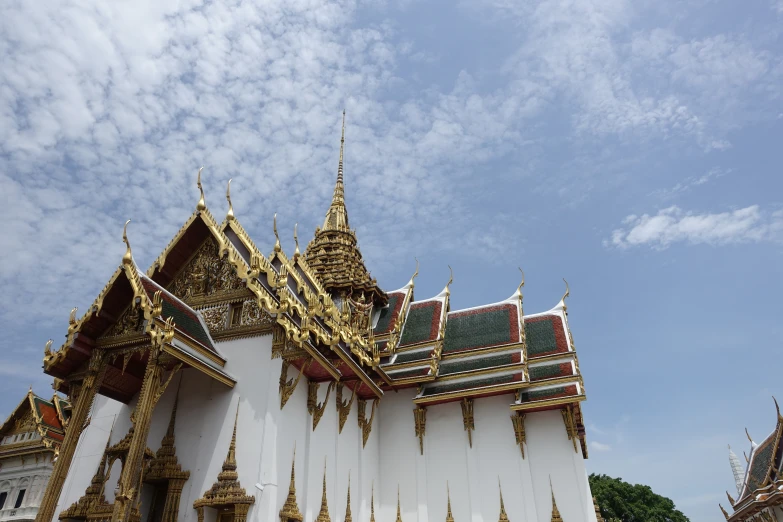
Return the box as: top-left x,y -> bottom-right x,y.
729,480 -> 783,520
413,381 -> 523,405
511,393 -> 587,412
435,363 -> 527,382
441,342 -> 526,361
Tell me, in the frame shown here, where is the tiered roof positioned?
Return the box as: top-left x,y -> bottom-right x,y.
0,389 -> 70,455
723,398 -> 783,521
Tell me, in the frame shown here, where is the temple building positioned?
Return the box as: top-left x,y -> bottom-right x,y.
34,114 -> 600,522
721,399 -> 783,522
0,388 -> 70,522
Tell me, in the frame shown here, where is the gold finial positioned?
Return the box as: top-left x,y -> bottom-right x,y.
442,265 -> 454,296
273,213 -> 281,252
338,109 -> 345,184
550,477 -> 563,522
744,451 -> 749,463
44,339 -> 53,357
719,504 -> 730,520
196,167 -> 206,211
560,278 -> 570,310
293,223 -> 300,258
370,482 -> 376,522
225,401 -> 239,467
122,219 -> 133,265
745,427 -> 754,444
774,396 -> 782,420
344,471 -> 352,522
316,458 -> 330,522
395,485 -> 403,522
518,267 -> 525,292
726,490 -> 736,505
498,478 -> 509,522
446,482 -> 454,522
409,258 -> 420,287
226,179 -> 234,221
68,307 -> 78,325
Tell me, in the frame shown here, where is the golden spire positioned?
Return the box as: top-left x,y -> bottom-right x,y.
279,446 -> 303,522
122,219 -> 133,265
445,483 -> 454,522
294,223 -> 300,259
409,258 -> 420,287
550,478 -> 562,522
315,460 -> 331,522
498,479 -> 509,522
343,471 -> 352,522
517,267 -> 525,293
395,486 -> 403,522
370,482 -> 376,522
218,401 -> 240,481
196,167 -> 206,211
226,179 -> 234,221
322,110 -> 349,232
273,213 -> 281,252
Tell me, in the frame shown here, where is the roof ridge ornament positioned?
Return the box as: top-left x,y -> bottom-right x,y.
122,219 -> 133,266
518,267 -> 525,293
560,278 -> 570,311
294,223 -> 300,259
226,179 -> 234,221
408,258 -> 420,288
273,213 -> 281,252
774,396 -> 782,420
439,265 -> 453,297
196,167 -> 206,211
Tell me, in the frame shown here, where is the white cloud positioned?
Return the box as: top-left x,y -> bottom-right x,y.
649,167 -> 728,200
590,441 -> 612,452
608,205 -> 783,249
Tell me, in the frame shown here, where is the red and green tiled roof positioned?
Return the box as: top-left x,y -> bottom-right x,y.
517,384 -> 579,404
529,362 -> 574,381
524,315 -> 569,357
439,352 -> 522,376
400,301 -> 443,346
443,304 -> 519,354
140,276 -> 217,354
421,372 -> 523,397
744,436 -> 777,495
374,292 -> 405,335
33,397 -> 63,432
387,367 -> 431,380
392,349 -> 432,364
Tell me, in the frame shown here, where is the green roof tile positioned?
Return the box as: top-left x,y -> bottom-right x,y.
745,437 -> 776,494
443,304 -> 518,354
518,384 -> 578,403
422,373 -> 522,397
525,315 -> 568,357
400,301 -> 442,346
529,362 -> 573,381
375,292 -> 404,334
439,352 -> 521,376
393,350 -> 432,364
388,368 -> 430,380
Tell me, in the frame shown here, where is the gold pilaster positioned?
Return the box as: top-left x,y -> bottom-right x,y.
36,349 -> 108,522
315,462 -> 331,522
511,412 -> 526,458
460,398 -> 474,448
498,480 -> 509,522
550,479 -> 562,522
370,483 -> 376,522
445,484 -> 454,522
343,473 -> 352,522
395,486 -> 403,522
414,407 -> 426,455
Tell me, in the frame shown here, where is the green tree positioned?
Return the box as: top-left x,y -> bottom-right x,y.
589,474 -> 690,522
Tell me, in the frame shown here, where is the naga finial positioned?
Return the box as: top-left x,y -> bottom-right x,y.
226,178 -> 234,221
774,396 -> 781,420
409,258 -> 419,287
196,167 -> 206,211
745,427 -> 753,444
68,307 -> 78,325
518,267 -> 525,292
273,213 -> 281,252
442,264 -> 453,296
560,278 -> 570,310
44,339 -> 53,357
293,223 -> 300,258
122,219 -> 133,265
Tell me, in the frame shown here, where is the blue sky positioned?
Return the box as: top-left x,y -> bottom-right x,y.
1,0 -> 782,520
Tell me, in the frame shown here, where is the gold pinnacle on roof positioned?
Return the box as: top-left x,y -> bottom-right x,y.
122,220 -> 133,265
550,478 -> 563,522
273,213 -> 281,252
343,472 -> 352,522
315,460 -> 331,522
146,381 -> 190,482
498,479 -> 509,522
294,223 -> 300,258
304,111 -> 386,305
445,483 -> 454,522
196,167 -> 206,211
395,486 -> 403,522
226,179 -> 234,221
279,447 -> 303,522
370,482 -> 376,522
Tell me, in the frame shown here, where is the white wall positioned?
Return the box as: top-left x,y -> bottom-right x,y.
54,336 -> 597,522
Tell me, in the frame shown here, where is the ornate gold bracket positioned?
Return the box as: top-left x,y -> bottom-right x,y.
358,399 -> 378,448
414,406 -> 427,455
272,326 -> 285,359
279,360 -> 308,410
560,407 -> 578,452
511,412 -> 526,458
461,398 -> 475,448
310,381 -> 335,431
336,383 -> 357,434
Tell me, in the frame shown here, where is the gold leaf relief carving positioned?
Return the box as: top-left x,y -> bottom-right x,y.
103,305 -> 143,338
241,300 -> 274,327
201,306 -> 228,332
169,235 -> 244,301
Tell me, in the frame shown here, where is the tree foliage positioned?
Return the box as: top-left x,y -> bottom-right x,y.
589,474 -> 690,522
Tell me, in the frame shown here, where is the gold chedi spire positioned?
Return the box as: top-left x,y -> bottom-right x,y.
316,460 -> 331,522
304,111 -> 386,306
395,486 -> 403,522
498,479 -> 509,522
343,472 -> 352,522
445,483 -> 454,522
146,384 -> 189,482
370,482 -> 376,522
279,447 -> 303,522
550,479 -> 563,522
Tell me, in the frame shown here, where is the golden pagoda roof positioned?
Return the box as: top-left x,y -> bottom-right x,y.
304,111 -> 386,306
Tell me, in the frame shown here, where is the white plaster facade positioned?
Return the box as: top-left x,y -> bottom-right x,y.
0,454 -> 53,522
53,333 -> 598,522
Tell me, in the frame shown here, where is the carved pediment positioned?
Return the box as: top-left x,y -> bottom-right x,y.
101,304 -> 145,339
168,235 -> 249,306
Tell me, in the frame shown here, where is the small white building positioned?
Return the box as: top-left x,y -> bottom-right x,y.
0,390 -> 69,522
35,119 -> 601,522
